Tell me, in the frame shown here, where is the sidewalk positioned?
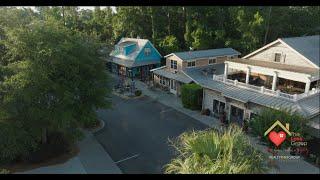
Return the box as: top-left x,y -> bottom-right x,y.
18,131 -> 122,174
133,78 -> 319,174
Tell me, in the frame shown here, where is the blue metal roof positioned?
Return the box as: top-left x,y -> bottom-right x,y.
170,48 -> 241,61
281,35 -> 319,67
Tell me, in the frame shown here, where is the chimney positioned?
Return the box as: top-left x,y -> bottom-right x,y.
285,123 -> 290,131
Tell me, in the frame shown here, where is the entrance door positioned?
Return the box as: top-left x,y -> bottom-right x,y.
170,79 -> 177,94
213,99 -> 225,118
230,105 -> 244,126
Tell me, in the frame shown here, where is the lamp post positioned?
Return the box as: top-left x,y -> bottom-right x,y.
128,69 -> 135,95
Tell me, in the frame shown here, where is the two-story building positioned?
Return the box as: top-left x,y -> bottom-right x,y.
150,48 -> 241,96
183,35 -> 320,137
109,38 -> 162,80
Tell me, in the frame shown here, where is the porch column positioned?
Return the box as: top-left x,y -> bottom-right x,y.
305,77 -> 311,93
245,66 -> 250,84
272,71 -> 278,91
224,63 -> 229,82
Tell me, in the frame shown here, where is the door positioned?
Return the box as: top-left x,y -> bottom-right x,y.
230,105 -> 244,126
213,100 -> 226,118
170,79 -> 177,95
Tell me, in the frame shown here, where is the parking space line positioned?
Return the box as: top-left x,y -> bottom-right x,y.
160,108 -> 174,114
115,154 -> 140,164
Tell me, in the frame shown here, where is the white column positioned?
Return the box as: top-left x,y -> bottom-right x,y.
224,63 -> 229,82
260,86 -> 265,93
245,67 -> 250,84
272,71 -> 278,91
305,78 -> 311,93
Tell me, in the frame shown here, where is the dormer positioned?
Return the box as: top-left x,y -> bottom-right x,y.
123,43 -> 137,55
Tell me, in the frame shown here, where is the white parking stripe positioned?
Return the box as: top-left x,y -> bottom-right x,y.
115,154 -> 140,164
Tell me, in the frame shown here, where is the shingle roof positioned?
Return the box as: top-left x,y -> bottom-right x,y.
168,48 -> 241,61
281,35 -> 320,67
183,64 -> 319,118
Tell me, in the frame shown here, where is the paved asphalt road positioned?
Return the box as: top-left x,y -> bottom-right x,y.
94,95 -> 209,174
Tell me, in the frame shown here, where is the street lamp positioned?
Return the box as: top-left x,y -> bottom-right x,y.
128,69 -> 135,95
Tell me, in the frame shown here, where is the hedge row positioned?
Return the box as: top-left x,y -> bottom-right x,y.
181,83 -> 203,110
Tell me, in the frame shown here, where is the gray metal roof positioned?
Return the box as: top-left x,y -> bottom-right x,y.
112,57 -> 160,68
183,65 -> 319,118
110,37 -> 162,61
281,35 -> 320,67
169,48 -> 241,61
152,68 -> 193,84
110,38 -> 148,61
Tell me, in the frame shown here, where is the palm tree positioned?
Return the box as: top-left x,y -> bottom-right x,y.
164,125 -> 268,174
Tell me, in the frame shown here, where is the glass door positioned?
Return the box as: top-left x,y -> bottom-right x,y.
230,105 -> 244,126
170,79 -> 177,94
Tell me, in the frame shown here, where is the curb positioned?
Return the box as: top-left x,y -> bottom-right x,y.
112,91 -> 144,100
90,119 -> 105,134
80,131 -> 123,174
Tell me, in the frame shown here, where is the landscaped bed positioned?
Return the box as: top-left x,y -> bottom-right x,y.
0,132 -> 80,174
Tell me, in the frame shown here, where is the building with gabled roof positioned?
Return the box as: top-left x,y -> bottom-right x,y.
108,37 -> 162,80
182,35 -> 319,137
151,48 -> 240,96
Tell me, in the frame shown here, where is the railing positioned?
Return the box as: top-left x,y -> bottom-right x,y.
212,74 -> 319,102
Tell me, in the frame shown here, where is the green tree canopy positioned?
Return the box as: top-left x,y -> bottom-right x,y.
0,18 -> 111,162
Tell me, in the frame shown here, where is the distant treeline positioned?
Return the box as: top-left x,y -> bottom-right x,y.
0,6 -> 319,55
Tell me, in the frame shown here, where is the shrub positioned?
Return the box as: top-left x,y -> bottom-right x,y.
83,118 -> 100,129
80,110 -> 100,129
164,125 -> 268,174
0,122 -> 38,164
181,84 -> 203,110
135,90 -> 142,96
26,131 -> 72,163
0,169 -> 10,174
249,108 -> 308,148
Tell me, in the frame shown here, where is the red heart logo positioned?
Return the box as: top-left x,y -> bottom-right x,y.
268,131 -> 287,146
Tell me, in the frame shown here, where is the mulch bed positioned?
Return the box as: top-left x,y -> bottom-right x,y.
1,144 -> 79,174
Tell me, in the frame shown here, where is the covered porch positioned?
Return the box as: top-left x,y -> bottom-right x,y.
151,67 -> 193,96
111,57 -> 160,81
224,59 -> 320,95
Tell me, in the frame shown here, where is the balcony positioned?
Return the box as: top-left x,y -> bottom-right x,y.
213,74 -> 320,102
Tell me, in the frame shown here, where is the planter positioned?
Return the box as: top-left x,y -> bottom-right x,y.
201,109 -> 210,116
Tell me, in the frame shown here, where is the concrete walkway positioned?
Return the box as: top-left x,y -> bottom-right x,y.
132,78 -> 319,174
18,131 -> 122,174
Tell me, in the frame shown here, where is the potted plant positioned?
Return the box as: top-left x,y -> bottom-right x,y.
201,109 -> 210,116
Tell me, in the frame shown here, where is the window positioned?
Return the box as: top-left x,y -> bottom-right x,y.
274,53 -> 281,62
187,61 -> 196,67
160,76 -> 166,85
209,58 -> 217,64
171,60 -> 177,69
144,48 -> 151,56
